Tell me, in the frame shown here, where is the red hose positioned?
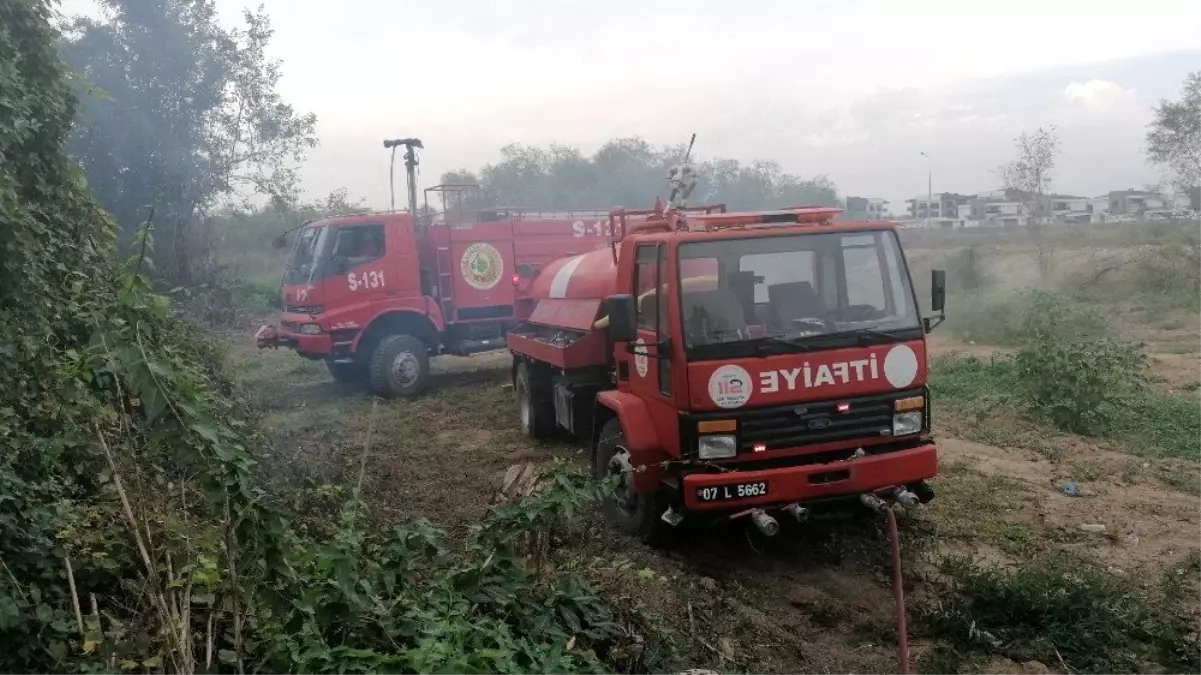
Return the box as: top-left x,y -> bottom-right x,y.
885,507 -> 911,674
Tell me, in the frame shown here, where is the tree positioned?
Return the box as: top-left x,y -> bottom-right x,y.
998,125 -> 1060,279
60,0 -> 317,283
441,137 -> 839,213
998,125 -> 1060,223
1146,71 -> 1201,198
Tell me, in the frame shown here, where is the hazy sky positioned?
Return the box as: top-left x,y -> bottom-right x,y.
63,0 -> 1201,212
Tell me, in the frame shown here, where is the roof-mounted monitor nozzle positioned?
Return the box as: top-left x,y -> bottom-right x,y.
666,133 -> 699,210
383,137 -> 424,218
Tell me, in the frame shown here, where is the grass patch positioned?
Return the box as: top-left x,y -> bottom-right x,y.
930,351 -> 1201,461
918,553 -> 1200,673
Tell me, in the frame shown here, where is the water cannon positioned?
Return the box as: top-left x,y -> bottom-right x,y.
666,133 -> 699,210
383,138 -> 424,151
383,137 -> 424,218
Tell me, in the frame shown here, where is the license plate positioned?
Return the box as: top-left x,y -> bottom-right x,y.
696,481 -> 769,502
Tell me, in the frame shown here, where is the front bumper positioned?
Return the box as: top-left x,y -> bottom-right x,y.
253,324 -> 332,357
681,443 -> 937,512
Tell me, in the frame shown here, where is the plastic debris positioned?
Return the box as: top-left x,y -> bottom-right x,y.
1063,481 -> 1079,497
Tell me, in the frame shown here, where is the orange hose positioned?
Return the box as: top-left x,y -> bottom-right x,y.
885,507 -> 911,674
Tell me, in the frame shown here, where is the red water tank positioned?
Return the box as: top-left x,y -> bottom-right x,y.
527,248 -> 618,303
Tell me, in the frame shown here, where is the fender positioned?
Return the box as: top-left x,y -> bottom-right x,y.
350,299 -> 446,352
596,390 -> 667,492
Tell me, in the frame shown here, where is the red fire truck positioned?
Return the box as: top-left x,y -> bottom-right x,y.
506,199 -> 947,542
254,183 -> 639,397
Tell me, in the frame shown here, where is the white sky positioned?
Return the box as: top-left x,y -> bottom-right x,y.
61,0 -> 1201,211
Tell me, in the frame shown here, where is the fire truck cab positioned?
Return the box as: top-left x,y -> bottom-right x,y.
507,202 -> 947,542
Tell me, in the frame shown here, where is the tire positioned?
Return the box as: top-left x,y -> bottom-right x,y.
367,334 -> 430,398
515,362 -> 556,438
594,418 -> 668,545
325,360 -> 365,384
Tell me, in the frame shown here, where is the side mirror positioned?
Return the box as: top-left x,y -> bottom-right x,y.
272,234 -> 288,249
931,269 -> 946,313
605,294 -> 637,343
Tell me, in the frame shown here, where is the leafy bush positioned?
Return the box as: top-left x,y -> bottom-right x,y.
918,554 -> 1199,673
1012,335 -> 1147,435
946,290 -> 1109,346
2,6 -> 665,673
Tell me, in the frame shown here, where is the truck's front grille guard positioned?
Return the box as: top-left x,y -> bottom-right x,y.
683,387 -> 928,462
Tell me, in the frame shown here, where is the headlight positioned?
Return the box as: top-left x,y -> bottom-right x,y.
299,323 -> 323,335
893,411 -> 923,436
698,435 -> 738,459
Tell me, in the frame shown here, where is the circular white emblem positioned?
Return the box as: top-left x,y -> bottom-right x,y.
460,243 -> 504,290
634,338 -> 649,378
883,344 -> 919,388
708,365 -> 753,409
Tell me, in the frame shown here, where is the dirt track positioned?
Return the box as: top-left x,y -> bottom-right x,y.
224,329 -> 1200,674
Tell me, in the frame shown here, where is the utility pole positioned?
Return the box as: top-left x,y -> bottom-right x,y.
920,151 -> 933,228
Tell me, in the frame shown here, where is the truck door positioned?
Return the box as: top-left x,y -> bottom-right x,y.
322,221 -> 395,319
629,244 -> 673,401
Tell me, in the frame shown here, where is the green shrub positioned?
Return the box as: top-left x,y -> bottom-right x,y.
1012,335 -> 1146,435
1,5 -> 666,672
918,554 -> 1199,673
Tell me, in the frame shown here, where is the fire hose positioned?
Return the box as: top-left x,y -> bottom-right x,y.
885,506 -> 910,674
861,491 -> 912,674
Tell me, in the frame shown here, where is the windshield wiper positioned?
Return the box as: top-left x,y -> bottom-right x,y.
762,326 -> 901,352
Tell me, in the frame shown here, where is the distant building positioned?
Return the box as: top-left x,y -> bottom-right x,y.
844,197 -> 890,220
1049,194 -> 1091,224
906,193 -> 971,221
1108,189 -> 1166,215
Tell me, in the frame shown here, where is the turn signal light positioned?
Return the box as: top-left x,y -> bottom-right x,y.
697,419 -> 737,433
895,396 -> 925,412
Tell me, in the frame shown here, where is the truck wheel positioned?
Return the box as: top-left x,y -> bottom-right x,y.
367,334 -> 430,398
594,418 -> 668,546
515,362 -> 555,438
325,360 -> 365,384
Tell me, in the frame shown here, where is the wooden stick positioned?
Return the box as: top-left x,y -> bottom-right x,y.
356,398 -> 379,495
64,555 -> 85,639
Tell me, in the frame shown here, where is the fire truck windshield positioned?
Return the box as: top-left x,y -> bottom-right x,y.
677,229 -> 921,357
284,225 -> 328,285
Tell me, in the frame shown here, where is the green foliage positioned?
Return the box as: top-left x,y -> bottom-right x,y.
248,468 -> 665,674
1012,335 -> 1147,435
1146,71 -> 1201,193
2,5 -> 659,672
443,137 -> 840,211
930,350 -> 1200,461
918,554 -> 1200,673
1129,234 -> 1201,311
60,0 -> 318,283
946,289 -> 1109,346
